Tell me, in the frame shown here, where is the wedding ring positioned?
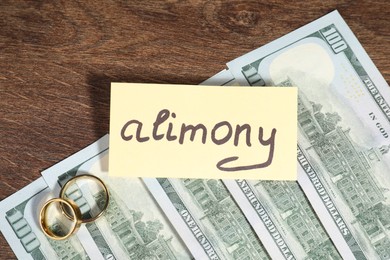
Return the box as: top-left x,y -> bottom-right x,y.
59,174 -> 109,223
39,198 -> 81,240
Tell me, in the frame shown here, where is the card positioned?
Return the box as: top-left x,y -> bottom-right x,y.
109,83 -> 297,180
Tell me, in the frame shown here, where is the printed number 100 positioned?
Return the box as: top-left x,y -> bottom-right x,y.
321,27 -> 348,54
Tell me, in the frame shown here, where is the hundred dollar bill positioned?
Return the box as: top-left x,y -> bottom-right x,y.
202,65 -> 341,259
143,178 -> 270,260
223,179 -> 341,259
227,10 -> 390,259
41,135 -> 192,260
0,177 -> 92,260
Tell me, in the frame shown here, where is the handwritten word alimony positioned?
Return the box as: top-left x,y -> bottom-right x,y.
120,109 -> 277,172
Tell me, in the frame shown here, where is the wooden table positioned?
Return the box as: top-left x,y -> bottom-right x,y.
1,0 -> 389,258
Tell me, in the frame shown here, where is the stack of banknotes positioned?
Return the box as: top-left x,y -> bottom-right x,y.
1,10 -> 389,260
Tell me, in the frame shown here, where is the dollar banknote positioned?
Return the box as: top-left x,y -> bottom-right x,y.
227,10 -> 390,259
143,178 -> 270,260
202,64 -> 341,260
0,177 -> 93,260
223,179 -> 341,259
41,135 -> 193,260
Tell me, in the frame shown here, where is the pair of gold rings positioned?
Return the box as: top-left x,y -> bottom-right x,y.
39,174 -> 109,240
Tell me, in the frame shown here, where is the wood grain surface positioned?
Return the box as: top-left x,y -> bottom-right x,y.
0,0 -> 389,258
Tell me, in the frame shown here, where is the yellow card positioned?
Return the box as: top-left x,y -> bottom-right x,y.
109,83 -> 297,180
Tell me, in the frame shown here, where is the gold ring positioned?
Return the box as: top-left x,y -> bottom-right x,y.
39,198 -> 81,240
59,174 -> 109,223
